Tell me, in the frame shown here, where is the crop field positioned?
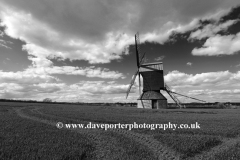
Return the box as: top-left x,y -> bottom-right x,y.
1,102 -> 240,160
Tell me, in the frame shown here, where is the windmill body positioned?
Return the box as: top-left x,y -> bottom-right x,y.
138,62 -> 168,109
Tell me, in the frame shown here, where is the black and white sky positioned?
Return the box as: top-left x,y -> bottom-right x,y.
0,0 -> 240,103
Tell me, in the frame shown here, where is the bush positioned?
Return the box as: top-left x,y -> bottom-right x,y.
43,98 -> 52,102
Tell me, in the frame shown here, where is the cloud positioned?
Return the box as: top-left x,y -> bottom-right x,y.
22,56 -> 125,79
0,82 -> 65,99
165,70 -> 240,87
189,19 -> 239,40
0,30 -> 3,37
0,7 -> 132,64
0,67 -> 127,101
192,33 -> 240,56
0,79 -> 131,102
155,56 -> 165,61
26,65 -> 125,79
0,39 -> 12,49
188,6 -> 240,56
0,68 -> 126,101
0,70 -> 58,84
186,62 -> 192,66
70,81 -> 129,94
189,89 -> 240,96
0,0 -> 239,64
0,25 -> 13,49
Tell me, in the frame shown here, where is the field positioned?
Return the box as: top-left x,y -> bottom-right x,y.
1,102 -> 240,160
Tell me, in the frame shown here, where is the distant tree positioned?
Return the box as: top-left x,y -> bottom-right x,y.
43,98 -> 52,103
216,102 -> 226,109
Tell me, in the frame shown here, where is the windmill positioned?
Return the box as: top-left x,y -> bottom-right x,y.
126,32 -> 206,109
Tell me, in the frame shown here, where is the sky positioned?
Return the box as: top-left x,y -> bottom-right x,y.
0,0 -> 240,103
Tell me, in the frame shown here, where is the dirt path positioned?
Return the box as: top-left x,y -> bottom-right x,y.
14,106 -> 180,160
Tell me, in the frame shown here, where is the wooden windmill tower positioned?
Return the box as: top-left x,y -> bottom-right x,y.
126,33 -> 206,109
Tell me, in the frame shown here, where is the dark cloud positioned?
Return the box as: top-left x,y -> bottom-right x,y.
1,0 -> 239,42
220,5 -> 240,22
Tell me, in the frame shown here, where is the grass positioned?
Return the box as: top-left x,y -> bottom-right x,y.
1,102 -> 240,159
153,134 -> 222,159
210,142 -> 240,160
0,105 -> 95,160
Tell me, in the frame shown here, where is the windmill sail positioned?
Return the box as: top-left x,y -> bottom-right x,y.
126,69 -> 139,99
135,32 -> 141,67
126,52 -> 146,99
135,32 -> 145,97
